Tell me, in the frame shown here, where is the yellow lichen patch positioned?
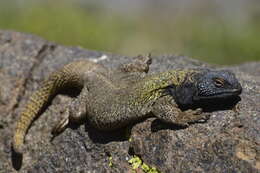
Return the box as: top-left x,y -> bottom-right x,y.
129,155 -> 142,170
128,155 -> 161,173
108,156 -> 113,168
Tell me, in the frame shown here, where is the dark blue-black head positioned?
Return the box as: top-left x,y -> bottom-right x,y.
193,70 -> 242,101
171,69 -> 242,106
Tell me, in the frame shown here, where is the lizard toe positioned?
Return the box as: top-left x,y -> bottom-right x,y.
198,113 -> 211,122
194,108 -> 203,115
51,115 -> 69,136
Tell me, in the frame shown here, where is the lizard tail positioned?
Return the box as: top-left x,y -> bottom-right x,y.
12,60 -> 100,154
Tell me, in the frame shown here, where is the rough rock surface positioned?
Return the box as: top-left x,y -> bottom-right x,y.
0,30 -> 259,173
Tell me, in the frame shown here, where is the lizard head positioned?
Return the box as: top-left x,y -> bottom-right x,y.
172,70 -> 242,106
193,70 -> 242,101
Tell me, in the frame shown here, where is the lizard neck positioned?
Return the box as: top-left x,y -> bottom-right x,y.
133,70 -> 197,104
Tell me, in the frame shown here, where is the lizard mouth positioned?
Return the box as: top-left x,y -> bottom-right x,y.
194,88 -> 242,100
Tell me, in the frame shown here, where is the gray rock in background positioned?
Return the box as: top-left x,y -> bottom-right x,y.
0,30 -> 259,173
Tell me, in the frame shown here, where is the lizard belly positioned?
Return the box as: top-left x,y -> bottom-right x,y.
86,96 -> 137,130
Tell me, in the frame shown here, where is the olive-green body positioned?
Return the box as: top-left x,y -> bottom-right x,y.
12,55 -> 242,154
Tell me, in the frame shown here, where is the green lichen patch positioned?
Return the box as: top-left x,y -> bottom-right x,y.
108,156 -> 113,168
128,155 -> 161,173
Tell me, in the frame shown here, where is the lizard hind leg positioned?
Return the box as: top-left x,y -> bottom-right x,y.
51,100 -> 87,138
51,87 -> 88,137
51,109 -> 70,137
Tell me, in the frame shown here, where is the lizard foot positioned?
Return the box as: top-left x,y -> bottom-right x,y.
175,108 -> 210,126
184,108 -> 210,123
51,109 -> 69,137
185,108 -> 203,115
196,113 -> 211,123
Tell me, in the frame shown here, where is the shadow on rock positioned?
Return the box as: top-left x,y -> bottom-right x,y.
180,96 -> 241,112
86,124 -> 130,144
151,119 -> 187,132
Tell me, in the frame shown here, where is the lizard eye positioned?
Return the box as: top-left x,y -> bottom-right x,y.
214,78 -> 225,87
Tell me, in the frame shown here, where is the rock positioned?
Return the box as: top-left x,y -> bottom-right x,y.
0,30 -> 259,173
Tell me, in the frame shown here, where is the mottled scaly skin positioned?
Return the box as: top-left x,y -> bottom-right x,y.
12,55 -> 242,154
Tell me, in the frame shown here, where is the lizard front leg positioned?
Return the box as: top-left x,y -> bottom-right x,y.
152,96 -> 210,127
52,87 -> 89,136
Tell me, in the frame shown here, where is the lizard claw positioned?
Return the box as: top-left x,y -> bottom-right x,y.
198,113 -> 211,122
194,108 -> 203,115
181,108 -> 210,124
192,108 -> 210,122
51,110 -> 69,137
185,108 -> 203,115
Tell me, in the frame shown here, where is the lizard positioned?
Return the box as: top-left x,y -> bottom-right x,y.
12,55 -> 242,154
